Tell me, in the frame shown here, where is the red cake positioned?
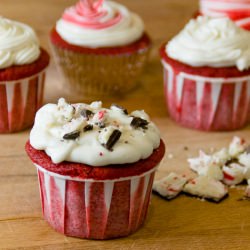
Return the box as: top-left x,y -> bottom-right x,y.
25,99 -> 165,239
0,18 -> 50,133
160,16 -> 250,131
50,28 -> 151,56
49,0 -> 151,99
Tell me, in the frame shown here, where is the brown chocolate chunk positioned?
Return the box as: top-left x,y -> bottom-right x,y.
81,109 -> 93,120
130,117 -> 149,129
103,129 -> 122,151
63,131 -> 80,140
83,124 -> 93,132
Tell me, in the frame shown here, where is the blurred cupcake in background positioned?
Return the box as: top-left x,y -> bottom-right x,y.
200,0 -> 250,30
160,16 -> 250,131
0,17 -> 50,133
50,0 -> 151,100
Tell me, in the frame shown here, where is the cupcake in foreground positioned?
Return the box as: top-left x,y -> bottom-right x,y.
200,0 -> 250,30
160,16 -> 250,131
50,0 -> 151,99
0,17 -> 50,133
25,98 -> 165,239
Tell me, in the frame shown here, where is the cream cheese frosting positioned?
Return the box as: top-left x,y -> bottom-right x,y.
166,16 -> 250,71
30,98 -> 161,166
0,17 -> 40,69
56,0 -> 144,48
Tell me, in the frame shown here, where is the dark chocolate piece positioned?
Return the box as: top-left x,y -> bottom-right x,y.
130,117 -> 149,129
111,104 -> 128,115
83,124 -> 93,132
81,109 -> 93,120
103,129 -> 122,151
63,131 -> 80,140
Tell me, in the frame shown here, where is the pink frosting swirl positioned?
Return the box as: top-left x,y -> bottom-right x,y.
62,0 -> 122,29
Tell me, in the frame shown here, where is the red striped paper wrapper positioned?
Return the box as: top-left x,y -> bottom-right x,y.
162,60 -> 250,131
35,163 -> 157,239
0,70 -> 46,133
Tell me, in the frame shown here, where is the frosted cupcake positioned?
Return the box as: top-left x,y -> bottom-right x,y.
25,98 -> 165,239
50,0 -> 151,99
200,0 -> 250,30
160,16 -> 250,131
0,17 -> 49,133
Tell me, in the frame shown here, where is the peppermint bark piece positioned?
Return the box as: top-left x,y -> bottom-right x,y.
153,172 -> 188,199
183,176 -> 228,202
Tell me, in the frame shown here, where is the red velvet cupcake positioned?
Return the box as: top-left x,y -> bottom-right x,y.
160,16 -> 250,131
25,98 -> 165,239
49,0 -> 151,99
0,17 -> 50,133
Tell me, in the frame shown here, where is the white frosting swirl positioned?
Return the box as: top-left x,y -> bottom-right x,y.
56,1 -> 144,48
0,17 -> 40,69
30,98 -> 161,166
166,16 -> 250,71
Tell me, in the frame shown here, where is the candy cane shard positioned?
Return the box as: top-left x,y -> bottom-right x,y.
153,172 -> 188,199
183,175 -> 228,202
222,163 -> 245,186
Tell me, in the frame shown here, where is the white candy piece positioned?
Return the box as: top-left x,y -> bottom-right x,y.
153,172 -> 188,199
57,98 -> 75,122
238,152 -> 250,168
183,176 -> 228,202
240,152 -> 250,180
222,163 -> 245,186
62,117 -> 86,135
188,150 -> 223,180
212,148 -> 230,166
228,136 -> 247,158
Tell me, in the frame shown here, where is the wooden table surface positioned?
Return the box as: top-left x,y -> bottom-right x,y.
1,0 -> 250,249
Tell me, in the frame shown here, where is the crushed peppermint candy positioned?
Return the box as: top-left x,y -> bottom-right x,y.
183,176 -> 228,202
154,136 -> 250,203
153,172 -> 188,199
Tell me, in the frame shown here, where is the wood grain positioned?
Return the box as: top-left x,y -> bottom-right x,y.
0,0 -> 250,249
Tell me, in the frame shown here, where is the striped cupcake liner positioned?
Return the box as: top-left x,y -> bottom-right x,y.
0,70 -> 47,133
35,163 -> 157,239
162,61 -> 250,131
50,43 -> 150,100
